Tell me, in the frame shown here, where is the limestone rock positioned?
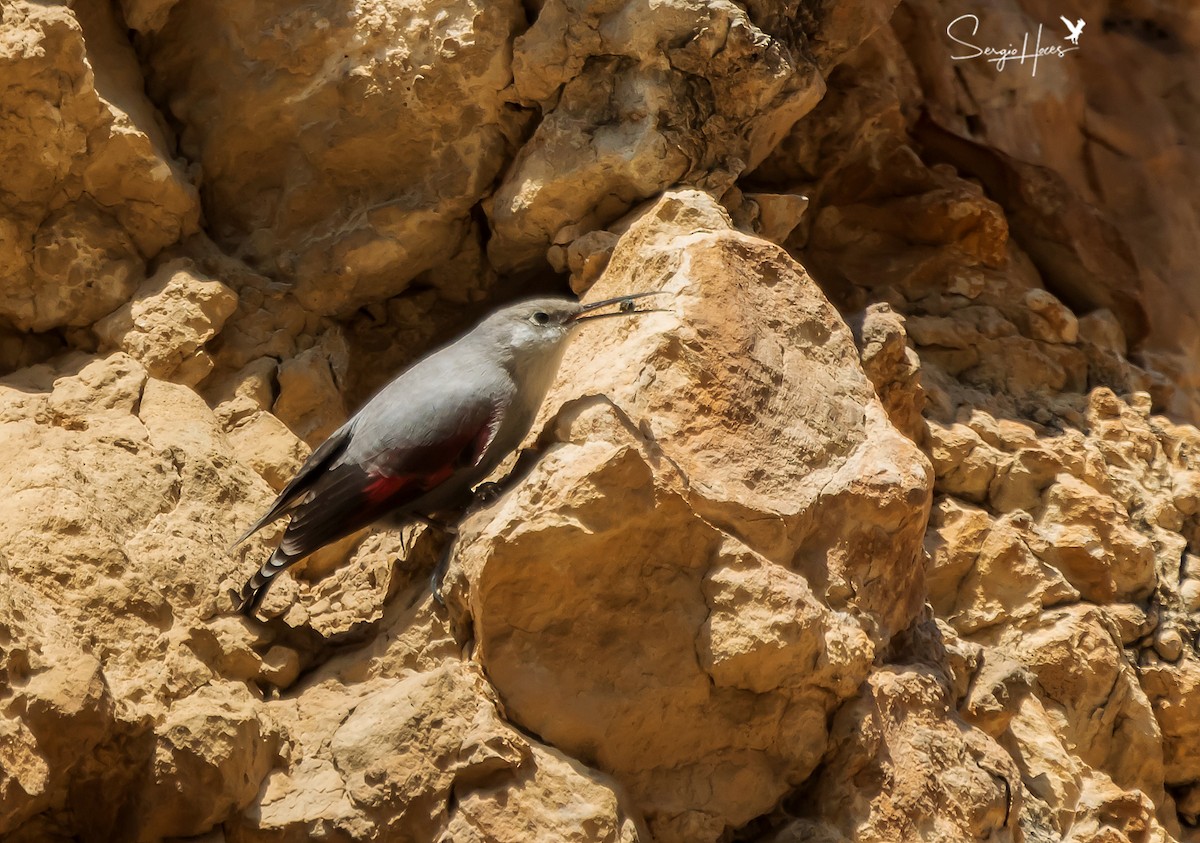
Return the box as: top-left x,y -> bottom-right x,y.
925,498 -> 1077,634
328,664 -> 527,838
3,0 -> 1200,840
0,581 -> 113,835
23,199 -> 146,333
0,353 -> 282,840
852,302 -> 926,443
1030,475 -> 1157,603
222,411 -> 309,493
1005,606 -> 1165,805
1142,660 -> 1200,787
94,258 -> 238,386
140,0 -> 526,314
488,0 -> 828,271
231,661 -> 642,843
1023,289 -> 1079,345
920,389 -> 1197,838
788,664 -> 1022,842
449,190 -> 931,843
745,191 -> 811,245
272,329 -> 350,446
0,1 -> 198,332
441,744 -> 646,843
131,682 -> 281,841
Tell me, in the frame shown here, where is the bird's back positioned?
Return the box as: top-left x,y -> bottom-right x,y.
347,337 -> 514,465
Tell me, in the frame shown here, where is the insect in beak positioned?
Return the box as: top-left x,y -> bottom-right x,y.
569,292 -> 666,324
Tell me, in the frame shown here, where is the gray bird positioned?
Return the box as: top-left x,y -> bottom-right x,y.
234,292 -> 656,616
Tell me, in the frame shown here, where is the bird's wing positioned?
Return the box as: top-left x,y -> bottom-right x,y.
274,400 -> 502,560
231,421 -> 355,547
1059,15 -> 1072,27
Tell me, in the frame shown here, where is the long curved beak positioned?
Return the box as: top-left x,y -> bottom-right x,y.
569,292 -> 665,324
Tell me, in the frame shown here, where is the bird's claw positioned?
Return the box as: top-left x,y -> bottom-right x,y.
473,481 -> 503,505
430,543 -> 453,606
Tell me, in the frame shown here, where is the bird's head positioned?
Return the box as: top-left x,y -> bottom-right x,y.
481,293 -> 660,366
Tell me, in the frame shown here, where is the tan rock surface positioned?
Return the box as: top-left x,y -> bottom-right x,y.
137,0 -> 526,315
788,661 -> 1021,842
0,1 -> 198,334
2,0 -> 1200,842
94,258 -> 238,386
444,191 -> 930,842
441,743 -> 646,843
0,580 -> 113,833
487,0 -> 838,271
0,353 -> 283,840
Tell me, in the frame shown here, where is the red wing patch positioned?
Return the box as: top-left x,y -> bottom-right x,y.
363,410 -> 501,505
364,473 -> 417,503
280,411 -> 505,562
421,461 -> 457,489
363,461 -> 458,505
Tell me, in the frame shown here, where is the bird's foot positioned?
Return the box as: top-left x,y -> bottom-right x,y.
430,540 -> 454,607
472,481 -> 503,505
413,513 -> 457,536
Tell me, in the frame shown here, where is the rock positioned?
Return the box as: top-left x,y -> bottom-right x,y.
329,664 -> 527,837
24,199 -> 146,333
1030,475 -> 1157,603
961,652 -> 1034,738
700,537 -> 874,698
1141,659 -> 1200,787
0,582 -> 113,835
926,422 -> 1001,503
235,662 -> 641,842
564,230 -> 620,294
272,329 -> 350,446
449,190 -> 931,843
799,0 -> 903,70
744,192 -> 811,244
0,353 -> 282,839
222,411 -> 309,493
1022,289 -> 1079,345
789,666 -> 1022,842
0,326 -> 66,376
488,0 -> 826,271
1064,773 -> 1174,843
0,1 -> 198,332
94,258 -> 238,386
853,303 -> 926,442
1108,604 -> 1153,646
1078,309 -> 1128,356
130,682 -> 281,841
1005,606 -> 1166,808
140,0 -> 526,314
1155,628 -> 1186,664
925,499 -> 1077,635
1181,579 -> 1200,613
441,744 -> 647,843
989,448 -> 1064,513
3,0 -> 1200,840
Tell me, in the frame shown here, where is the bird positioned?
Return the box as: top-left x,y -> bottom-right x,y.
1059,16 -> 1085,44
232,292 -> 659,617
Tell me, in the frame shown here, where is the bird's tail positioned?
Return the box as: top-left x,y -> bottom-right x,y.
237,546 -> 299,617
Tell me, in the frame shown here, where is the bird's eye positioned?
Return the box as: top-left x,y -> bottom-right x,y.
531,311 -> 551,325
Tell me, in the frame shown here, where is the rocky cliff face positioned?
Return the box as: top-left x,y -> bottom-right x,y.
2,0 -> 1199,841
